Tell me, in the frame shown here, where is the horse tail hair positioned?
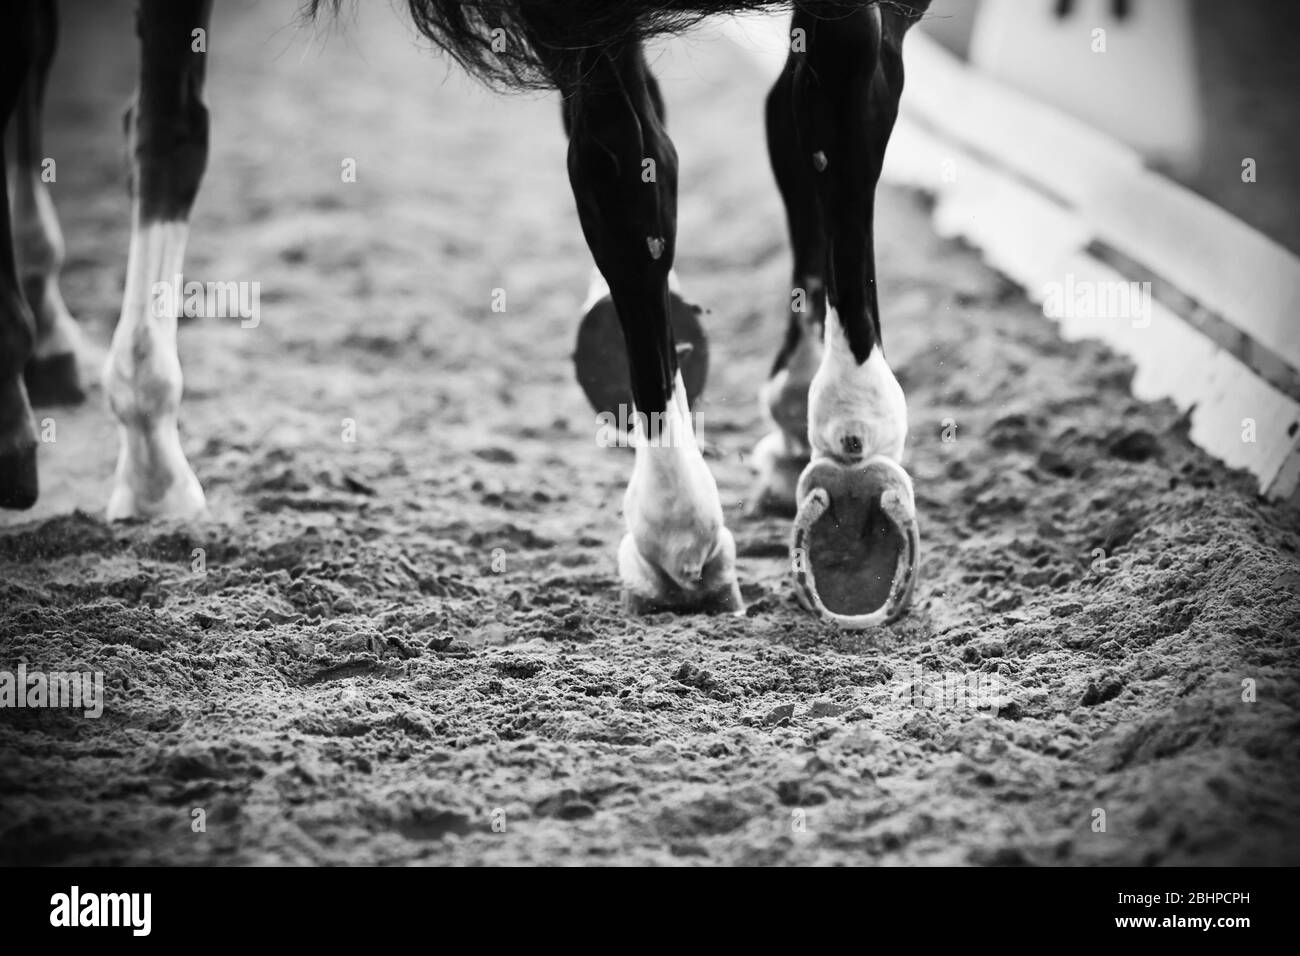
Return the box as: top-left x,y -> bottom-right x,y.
306,2 -> 920,91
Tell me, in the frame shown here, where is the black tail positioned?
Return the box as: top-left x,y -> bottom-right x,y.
307,2 -> 922,91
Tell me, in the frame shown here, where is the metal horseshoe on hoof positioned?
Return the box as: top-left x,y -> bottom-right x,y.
790,455 -> 920,630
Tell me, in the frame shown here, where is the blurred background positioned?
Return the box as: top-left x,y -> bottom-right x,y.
920,0 -> 1300,255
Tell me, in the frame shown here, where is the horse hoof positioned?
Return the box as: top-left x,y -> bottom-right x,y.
790,455 -> 919,629
745,429 -> 808,517
575,280 -> 709,422
622,580 -> 744,616
0,444 -> 39,510
106,466 -> 207,522
24,352 -> 86,407
618,530 -> 745,616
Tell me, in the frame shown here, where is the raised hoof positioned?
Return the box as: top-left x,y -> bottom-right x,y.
575,287 -> 709,422
0,444 -> 39,510
791,456 -> 919,629
618,531 -> 745,616
24,353 -> 86,407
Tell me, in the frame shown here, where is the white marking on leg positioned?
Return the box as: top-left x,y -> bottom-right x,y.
759,312 -> 821,444
807,306 -> 907,463
103,219 -> 205,520
749,287 -> 825,511
12,168 -> 81,360
619,372 -> 738,605
750,350 -> 818,512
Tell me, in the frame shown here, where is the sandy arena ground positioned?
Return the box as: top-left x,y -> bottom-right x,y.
1,0 -> 1298,865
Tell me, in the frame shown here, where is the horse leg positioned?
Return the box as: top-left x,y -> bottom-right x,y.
749,38 -> 829,514
14,0 -> 85,406
0,3 -> 40,508
572,73 -> 712,426
564,44 -> 742,614
104,0 -> 211,520
786,2 -> 928,627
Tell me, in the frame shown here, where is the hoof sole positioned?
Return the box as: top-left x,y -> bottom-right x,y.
575,289 -> 709,421
791,456 -> 919,629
